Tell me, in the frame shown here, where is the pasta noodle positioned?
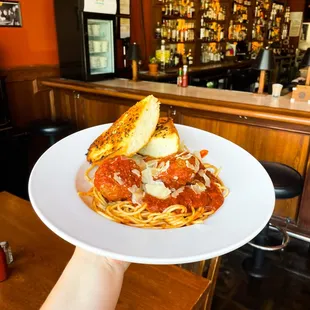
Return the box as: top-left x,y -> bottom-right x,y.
79,154 -> 229,229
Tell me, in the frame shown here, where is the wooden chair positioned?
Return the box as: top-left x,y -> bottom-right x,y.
178,257 -> 222,310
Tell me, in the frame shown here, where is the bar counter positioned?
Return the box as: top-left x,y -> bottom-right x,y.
41,78 -> 310,237
138,60 -> 253,82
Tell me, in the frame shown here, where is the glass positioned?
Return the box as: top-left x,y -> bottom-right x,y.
120,18 -> 130,39
87,19 -> 115,76
272,83 -> 283,97
120,0 -> 130,15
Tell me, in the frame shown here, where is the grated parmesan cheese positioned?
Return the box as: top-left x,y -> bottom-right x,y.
128,185 -> 144,205
171,186 -> 184,198
142,167 -> 154,184
132,155 -> 147,170
113,172 -> 124,185
185,157 -> 200,173
198,170 -> 211,187
193,151 -> 202,162
132,169 -> 141,177
190,182 -> 206,195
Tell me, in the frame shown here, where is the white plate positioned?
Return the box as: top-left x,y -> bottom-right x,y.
29,124 -> 275,264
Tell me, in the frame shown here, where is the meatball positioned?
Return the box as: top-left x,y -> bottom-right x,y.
155,153 -> 203,188
94,156 -> 142,202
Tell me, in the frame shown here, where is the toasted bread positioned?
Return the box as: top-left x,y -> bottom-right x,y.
138,117 -> 180,158
87,95 -> 160,163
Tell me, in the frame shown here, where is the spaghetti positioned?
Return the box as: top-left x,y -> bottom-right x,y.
79,150 -> 229,229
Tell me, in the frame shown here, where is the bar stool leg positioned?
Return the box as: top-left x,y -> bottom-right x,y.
49,135 -> 57,146
242,225 -> 271,278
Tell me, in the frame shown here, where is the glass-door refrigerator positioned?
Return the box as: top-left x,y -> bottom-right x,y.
54,0 -> 117,81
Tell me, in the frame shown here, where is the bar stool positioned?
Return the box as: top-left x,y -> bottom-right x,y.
243,161 -> 304,278
29,119 -> 74,146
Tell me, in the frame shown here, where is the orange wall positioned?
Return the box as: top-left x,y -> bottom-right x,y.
0,0 -> 59,68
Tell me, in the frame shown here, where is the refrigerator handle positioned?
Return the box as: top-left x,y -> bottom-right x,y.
75,6 -> 80,31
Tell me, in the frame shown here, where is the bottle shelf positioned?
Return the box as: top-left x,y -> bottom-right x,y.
153,38 -> 196,44
198,39 -> 226,43
153,0 -> 291,66
201,19 -> 226,24
162,16 -> 196,21
233,1 -> 252,7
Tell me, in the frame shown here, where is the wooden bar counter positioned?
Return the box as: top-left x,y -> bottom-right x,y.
41,78 -> 310,237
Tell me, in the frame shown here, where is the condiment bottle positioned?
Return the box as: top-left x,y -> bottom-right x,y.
0,247 -> 8,282
182,65 -> 188,87
177,67 -> 183,86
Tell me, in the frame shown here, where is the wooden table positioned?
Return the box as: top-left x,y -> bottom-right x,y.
0,192 -> 211,310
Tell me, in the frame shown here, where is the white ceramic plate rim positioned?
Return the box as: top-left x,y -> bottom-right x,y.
29,124 -> 275,264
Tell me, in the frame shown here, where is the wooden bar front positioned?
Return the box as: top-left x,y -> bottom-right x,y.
40,78 -> 310,237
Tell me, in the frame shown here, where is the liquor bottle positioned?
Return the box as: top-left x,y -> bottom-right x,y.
182,51 -> 187,65
160,40 -> 166,72
171,24 -> 176,42
228,21 -> 233,40
220,27 -> 224,41
155,22 -> 161,39
161,21 -> 167,39
187,49 -> 194,66
167,21 -> 171,41
168,0 -> 173,16
205,26 -> 209,41
180,27 -> 184,42
178,51 -> 184,67
169,49 -> 174,67
176,24 -> 180,42
184,26 -> 188,42
174,49 -> 180,66
191,2 -> 195,18
200,19 -> 205,40
173,1 -> 179,16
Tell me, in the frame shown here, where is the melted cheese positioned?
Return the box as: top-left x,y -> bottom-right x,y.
144,182 -> 171,199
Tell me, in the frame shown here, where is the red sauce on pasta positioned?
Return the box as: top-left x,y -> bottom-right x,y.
144,182 -> 223,213
155,153 -> 203,188
94,156 -> 141,202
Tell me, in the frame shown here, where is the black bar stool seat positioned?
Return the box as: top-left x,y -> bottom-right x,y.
260,161 -> 304,199
243,161 -> 304,278
29,119 -> 74,146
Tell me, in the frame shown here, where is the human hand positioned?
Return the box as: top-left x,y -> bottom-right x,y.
73,247 -> 130,274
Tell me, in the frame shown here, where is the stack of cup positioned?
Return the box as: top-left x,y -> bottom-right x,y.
272,83 -> 283,97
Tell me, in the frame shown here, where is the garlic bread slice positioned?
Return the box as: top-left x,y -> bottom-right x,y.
87,95 -> 160,163
139,117 -> 180,158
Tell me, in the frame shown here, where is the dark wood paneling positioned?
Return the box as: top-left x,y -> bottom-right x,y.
180,110 -> 310,221
131,0 -> 154,67
1,65 -> 60,127
41,78 -> 310,128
